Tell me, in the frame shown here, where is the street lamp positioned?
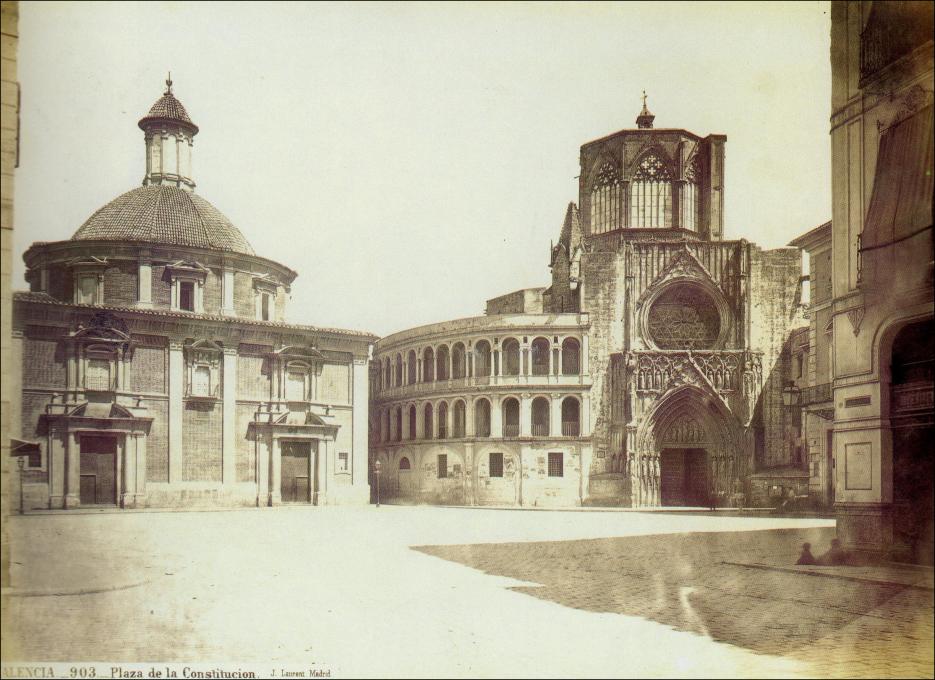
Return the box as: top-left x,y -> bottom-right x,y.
374,459 -> 382,508
782,383 -> 801,407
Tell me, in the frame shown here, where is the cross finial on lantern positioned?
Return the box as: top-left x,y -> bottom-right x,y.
642,90 -> 648,108
165,72 -> 173,95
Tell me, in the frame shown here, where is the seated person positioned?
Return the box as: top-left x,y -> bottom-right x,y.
796,542 -> 817,565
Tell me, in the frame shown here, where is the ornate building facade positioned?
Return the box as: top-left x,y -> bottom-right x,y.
371,101 -> 807,508
828,1 -> 933,563
9,80 -> 375,510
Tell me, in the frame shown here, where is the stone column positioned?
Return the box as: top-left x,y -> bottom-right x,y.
520,393 -> 531,437
115,435 -> 124,506
464,399 -> 475,438
222,348 -> 237,485
316,438 -> 329,505
256,433 -> 270,507
64,430 -> 80,508
582,333 -> 590,375
137,255 -> 152,308
135,432 -> 147,505
168,341 -> 184,484
221,268 -> 235,316
48,427 -> 65,508
269,437 -> 282,506
551,394 -> 563,437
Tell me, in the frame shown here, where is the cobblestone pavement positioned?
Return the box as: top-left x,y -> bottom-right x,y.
2,507 -> 930,677
417,527 -> 934,678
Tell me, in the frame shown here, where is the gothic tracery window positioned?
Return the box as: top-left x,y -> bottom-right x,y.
590,161 -> 622,234
647,285 -> 721,349
629,153 -> 672,228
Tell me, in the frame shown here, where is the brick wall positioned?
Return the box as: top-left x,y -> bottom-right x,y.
320,363 -> 349,404
203,269 -> 222,314
102,261 -> 137,306
131,345 -> 166,394
151,265 -> 171,307
23,338 -> 65,387
236,403 -> 256,482
182,400 -> 222,481
237,354 -> 269,400
146,399 -> 169,482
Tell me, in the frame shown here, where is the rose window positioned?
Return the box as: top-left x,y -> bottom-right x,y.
648,285 -> 721,349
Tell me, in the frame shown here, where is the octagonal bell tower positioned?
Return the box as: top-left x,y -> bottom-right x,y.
578,95 -> 726,241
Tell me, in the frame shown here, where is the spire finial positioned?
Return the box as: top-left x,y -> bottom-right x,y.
165,72 -> 173,95
636,90 -> 655,129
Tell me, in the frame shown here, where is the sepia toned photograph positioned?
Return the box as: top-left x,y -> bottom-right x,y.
0,1 -> 932,678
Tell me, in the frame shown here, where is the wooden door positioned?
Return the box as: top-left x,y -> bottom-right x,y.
281,441 -> 312,503
79,435 -> 117,505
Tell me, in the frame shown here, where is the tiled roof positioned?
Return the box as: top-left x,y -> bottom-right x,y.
138,92 -> 198,132
12,291 -> 379,341
70,186 -> 255,255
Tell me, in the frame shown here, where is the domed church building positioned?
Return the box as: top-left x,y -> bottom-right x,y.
10,78 -> 375,509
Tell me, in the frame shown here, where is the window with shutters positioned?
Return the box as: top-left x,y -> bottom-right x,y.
437,454 -> 448,479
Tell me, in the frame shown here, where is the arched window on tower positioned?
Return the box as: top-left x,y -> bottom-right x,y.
682,155 -> 701,232
629,153 -> 672,228
590,161 -> 622,234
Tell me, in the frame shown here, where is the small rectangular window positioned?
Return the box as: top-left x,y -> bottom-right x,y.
489,452 -> 503,478
437,454 -> 448,479
548,452 -> 564,477
86,358 -> 111,391
76,275 -> 98,304
338,451 -> 349,472
192,365 -> 211,396
179,281 -> 195,312
285,371 -> 306,401
261,293 -> 271,321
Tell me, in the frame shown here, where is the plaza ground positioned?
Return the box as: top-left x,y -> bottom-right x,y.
1,506 -> 932,678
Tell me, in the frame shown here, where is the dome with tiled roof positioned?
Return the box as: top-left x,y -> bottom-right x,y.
70,185 -> 255,255
138,75 -> 198,133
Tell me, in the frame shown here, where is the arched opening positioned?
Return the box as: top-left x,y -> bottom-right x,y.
383,410 -> 391,443
436,345 -> 450,381
453,400 -> 466,438
629,152 -> 672,228
531,337 -> 551,376
682,155 -> 701,231
408,405 -> 416,440
474,398 -> 491,437
502,338 -> 520,376
383,358 -> 391,390
394,354 -> 403,386
889,318 -> 934,564
531,397 -> 550,436
502,397 -> 520,437
394,407 -> 402,442
561,338 -> 580,375
437,401 -> 449,439
407,349 -> 417,384
561,397 -> 580,436
423,402 -> 434,440
399,457 -> 411,470
474,340 -> 491,377
452,343 -> 466,379
422,347 -> 435,382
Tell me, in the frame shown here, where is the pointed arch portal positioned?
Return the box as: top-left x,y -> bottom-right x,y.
632,385 -> 741,507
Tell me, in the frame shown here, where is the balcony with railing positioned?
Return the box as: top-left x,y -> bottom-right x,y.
801,382 -> 833,406
561,420 -> 580,436
502,423 -> 520,438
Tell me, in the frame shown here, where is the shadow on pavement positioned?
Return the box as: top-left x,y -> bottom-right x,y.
414,527 -> 932,659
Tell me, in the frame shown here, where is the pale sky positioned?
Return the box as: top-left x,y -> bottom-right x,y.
13,1 -> 831,337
